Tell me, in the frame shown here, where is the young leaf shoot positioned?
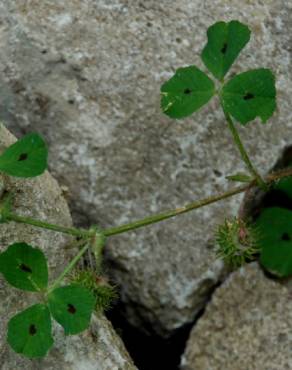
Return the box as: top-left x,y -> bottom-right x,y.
226,172 -> 253,183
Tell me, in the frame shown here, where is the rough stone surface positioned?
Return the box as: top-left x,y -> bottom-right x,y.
0,125 -> 136,369
0,0 -> 291,335
181,263 -> 292,370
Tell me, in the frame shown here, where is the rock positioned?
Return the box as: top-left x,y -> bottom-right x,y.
0,125 -> 136,369
181,263 -> 292,370
0,0 -> 291,335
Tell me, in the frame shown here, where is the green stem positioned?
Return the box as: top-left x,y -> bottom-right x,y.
103,168 -> 292,236
104,184 -> 248,237
5,213 -> 93,238
222,107 -> 267,190
49,242 -> 90,292
3,168 -> 292,239
91,230 -> 106,271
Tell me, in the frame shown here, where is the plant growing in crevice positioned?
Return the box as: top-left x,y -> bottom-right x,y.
0,19 -> 291,358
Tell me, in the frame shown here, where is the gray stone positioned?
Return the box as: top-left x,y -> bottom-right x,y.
0,0 -> 291,335
181,263 -> 292,370
0,125 -> 136,370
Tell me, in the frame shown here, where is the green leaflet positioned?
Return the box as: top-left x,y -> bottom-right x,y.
7,304 -> 53,358
221,69 -> 276,125
161,65 -> 215,119
0,243 -> 48,291
48,284 -> 95,335
256,207 -> 292,277
201,20 -> 251,80
0,133 -> 48,177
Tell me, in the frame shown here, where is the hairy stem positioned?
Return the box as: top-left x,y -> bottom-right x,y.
5,213 -> 93,238
222,107 -> 267,190
91,230 -> 106,271
104,184 -> 248,236
2,168 -> 292,239
103,168 -> 292,236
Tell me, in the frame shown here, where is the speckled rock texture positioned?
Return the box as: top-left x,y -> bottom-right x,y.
0,0 -> 291,335
181,263 -> 292,370
0,125 -> 136,369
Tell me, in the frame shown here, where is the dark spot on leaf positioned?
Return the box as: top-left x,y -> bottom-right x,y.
243,92 -> 255,100
67,303 -> 76,314
184,88 -> 192,95
221,43 -> 228,54
68,99 -> 75,105
29,324 -> 37,336
19,263 -> 32,273
18,153 -> 28,161
41,50 -> 47,54
281,232 -> 290,241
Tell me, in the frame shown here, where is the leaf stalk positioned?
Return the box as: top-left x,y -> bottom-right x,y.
222,105 -> 268,190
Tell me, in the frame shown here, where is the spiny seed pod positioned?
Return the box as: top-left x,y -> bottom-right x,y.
71,269 -> 117,312
216,218 -> 260,267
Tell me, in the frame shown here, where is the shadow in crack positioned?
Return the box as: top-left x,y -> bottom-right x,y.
106,302 -> 195,370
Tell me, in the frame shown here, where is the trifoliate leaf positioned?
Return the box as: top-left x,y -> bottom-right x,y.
48,284 -> 95,335
255,207 -> 292,277
7,304 -> 53,358
0,133 -> 48,177
0,243 -> 48,291
161,65 -> 215,119
201,20 -> 251,80
226,172 -> 253,183
221,69 -> 276,125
